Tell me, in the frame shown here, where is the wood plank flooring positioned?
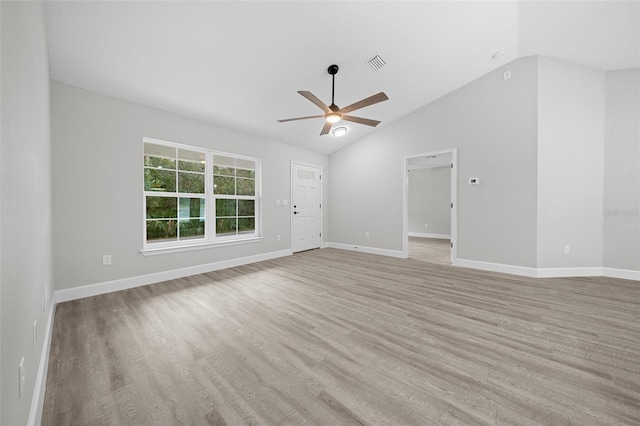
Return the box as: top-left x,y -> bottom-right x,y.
43,248 -> 640,425
408,237 -> 451,266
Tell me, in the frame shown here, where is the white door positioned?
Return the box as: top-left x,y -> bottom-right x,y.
291,162 -> 322,252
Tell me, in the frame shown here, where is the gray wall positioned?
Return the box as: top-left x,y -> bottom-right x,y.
408,167 -> 451,236
52,82 -> 328,290
604,68 -> 640,271
537,57 -> 605,268
330,56 -> 539,267
1,2 -> 54,424
330,55 -> 637,273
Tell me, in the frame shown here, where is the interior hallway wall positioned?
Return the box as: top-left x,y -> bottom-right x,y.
329,56 -> 539,267
408,167 -> 451,236
536,57 -> 605,268
603,68 -> 640,272
1,2 -> 54,424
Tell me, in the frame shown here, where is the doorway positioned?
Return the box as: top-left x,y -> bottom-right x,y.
403,149 -> 457,264
291,162 -> 322,253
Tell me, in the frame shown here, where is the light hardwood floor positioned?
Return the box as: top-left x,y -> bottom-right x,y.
43,248 -> 640,425
408,237 -> 450,266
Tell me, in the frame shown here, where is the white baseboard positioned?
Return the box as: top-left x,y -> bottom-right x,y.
55,249 -> 293,303
455,258 -> 540,277
456,259 -> 640,280
327,242 -> 407,259
328,245 -> 618,279
536,267 -> 603,278
455,258 -> 603,278
28,298 -> 56,426
408,232 -> 451,239
327,243 -> 639,281
603,267 -> 640,281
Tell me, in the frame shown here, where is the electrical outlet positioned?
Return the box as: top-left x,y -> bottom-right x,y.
33,321 -> 37,349
365,232 -> 370,238
504,70 -> 511,80
564,245 -> 570,254
283,199 -> 289,206
18,357 -> 25,399
277,235 -> 281,242
276,199 -> 281,206
102,254 -> 112,266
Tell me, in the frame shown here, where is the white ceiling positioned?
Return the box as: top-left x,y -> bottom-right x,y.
44,1 -> 639,155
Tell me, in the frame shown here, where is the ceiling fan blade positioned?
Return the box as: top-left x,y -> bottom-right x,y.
277,114 -> 324,123
298,91 -> 331,113
341,115 -> 381,127
320,121 -> 332,135
339,92 -> 389,115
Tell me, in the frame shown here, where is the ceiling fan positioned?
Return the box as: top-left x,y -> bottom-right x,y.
278,64 -> 389,136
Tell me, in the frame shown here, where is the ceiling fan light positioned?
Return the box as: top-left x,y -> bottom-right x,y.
332,127 -> 348,137
326,113 -> 341,123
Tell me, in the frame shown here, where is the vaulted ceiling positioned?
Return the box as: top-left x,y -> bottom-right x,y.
44,1 -> 639,154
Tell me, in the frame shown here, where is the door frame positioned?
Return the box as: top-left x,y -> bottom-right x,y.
402,148 -> 457,263
290,161 -> 324,252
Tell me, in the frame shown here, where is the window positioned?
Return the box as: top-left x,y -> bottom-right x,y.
213,155 -> 256,237
143,138 -> 260,251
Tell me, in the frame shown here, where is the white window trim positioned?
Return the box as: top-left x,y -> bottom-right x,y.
141,137 -> 262,254
140,236 -> 264,256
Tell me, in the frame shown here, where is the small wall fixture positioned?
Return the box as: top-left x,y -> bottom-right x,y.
492,49 -> 506,59
332,127 -> 348,137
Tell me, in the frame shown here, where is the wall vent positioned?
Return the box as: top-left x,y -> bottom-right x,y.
367,54 -> 386,72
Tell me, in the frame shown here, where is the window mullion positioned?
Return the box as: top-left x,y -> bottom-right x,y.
207,151 -> 215,243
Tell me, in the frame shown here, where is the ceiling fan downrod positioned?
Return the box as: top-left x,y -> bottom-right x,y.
328,64 -> 339,112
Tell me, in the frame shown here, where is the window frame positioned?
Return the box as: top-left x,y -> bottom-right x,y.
142,137 -> 262,254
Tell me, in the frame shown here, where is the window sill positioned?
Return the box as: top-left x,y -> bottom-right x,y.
140,236 -> 263,256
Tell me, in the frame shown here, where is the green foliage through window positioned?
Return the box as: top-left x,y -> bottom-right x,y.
178,172 -> 205,193
147,219 -> 177,242
146,196 -> 177,219
213,175 -> 235,195
144,140 -> 258,246
213,156 -> 256,197
144,168 -> 176,192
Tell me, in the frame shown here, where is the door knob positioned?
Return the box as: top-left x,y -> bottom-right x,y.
293,211 -> 299,215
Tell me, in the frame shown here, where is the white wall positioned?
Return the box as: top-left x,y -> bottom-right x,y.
329,56 -> 539,266
1,2 -> 54,425
604,68 -> 640,272
408,167 -> 450,236
52,82 -> 328,291
537,57 -> 605,268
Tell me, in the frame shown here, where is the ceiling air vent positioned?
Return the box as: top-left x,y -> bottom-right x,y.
367,54 -> 386,72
